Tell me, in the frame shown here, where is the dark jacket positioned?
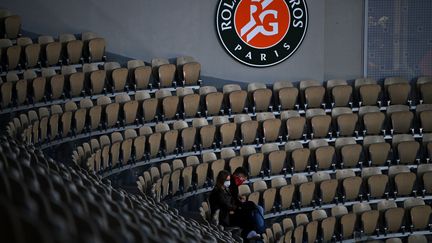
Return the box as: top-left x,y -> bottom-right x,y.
209,186 -> 235,226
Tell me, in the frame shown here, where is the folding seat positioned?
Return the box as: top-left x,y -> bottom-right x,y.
127,60 -> 152,90
359,106 -> 385,135
377,199 -> 404,233
300,80 -> 325,109
156,89 -> 179,120
0,81 -> 12,108
416,104 -> 432,133
223,84 -> 247,114
176,56 -> 195,77
47,73 -> 65,100
311,171 -> 337,204
133,136 -> 146,161
67,69 -> 85,97
240,145 -> 256,157
104,62 -> 128,92
392,134 -> 419,164
110,141 -> 121,167
247,152 -> 264,177
267,148 -> 286,175
273,81 -> 298,110
256,112 -> 282,143
148,132 -> 162,158
6,45 -> 21,70
38,35 -> 61,67
336,169 -> 362,201
121,137 -> 134,164
417,76 -> 432,104
355,78 -> 381,106
306,108 -> 331,138
353,202 -> 379,236
285,141 -> 310,172
220,148 -> 237,160
182,61 -> 201,86
39,116 -> 48,142
312,209 -> 336,242
331,205 -> 356,239
84,64 -> 106,95
263,187 -> 277,213
235,114 -> 258,145
214,116 -> 236,147
102,101 -> 119,128
140,93 -> 158,122
292,174 -> 315,207
210,159 -> 225,182
363,135 -> 390,166
151,58 -> 175,88
195,162 -> 209,189
23,43 -> 41,68
418,164 -> 432,194
404,198 -> 432,230
64,37 -> 83,64
384,77 -> 411,105
38,107 -> 50,119
362,167 -> 388,199
248,83 -> 272,112
49,113 -> 59,140
202,152 -> 217,163
331,107 -> 358,137
111,132 -> 123,144
308,139 -> 335,170
386,105 -> 413,134
271,222 -> 283,242
31,77 -> 46,103
150,166 -> 161,183
248,180 -> 266,205
326,79 -> 352,107
0,38 -> 12,65
177,87 -> 200,118
161,173 -> 171,198
4,15 -> 21,39
182,165 -> 194,192
388,165 -> 416,196
281,110 -> 306,141
156,123 -> 178,155
228,155 -> 244,174
174,120 -> 196,152
88,37 -> 105,62
193,118 -> 215,149
408,235 -> 428,243
335,137 -> 362,168
139,125 -> 153,136
170,169 -> 181,195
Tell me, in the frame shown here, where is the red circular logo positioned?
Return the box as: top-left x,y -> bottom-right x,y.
234,0 -> 290,49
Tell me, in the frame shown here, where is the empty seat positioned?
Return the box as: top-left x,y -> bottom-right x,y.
300,80 -> 325,109
389,165 -> 416,196
392,134 -> 419,164
248,83 -> 272,112
359,106 -> 385,135
417,76 -> 432,104
273,81 -> 298,110
363,135 -> 390,166
309,139 -> 335,170
386,105 -> 413,134
384,77 -> 411,105
355,78 -> 381,106
335,137 -> 362,168
151,58 -> 175,88
200,86 -> 223,116
326,79 -> 352,107
223,84 -> 247,114
306,108 -> 331,138
331,107 -> 358,137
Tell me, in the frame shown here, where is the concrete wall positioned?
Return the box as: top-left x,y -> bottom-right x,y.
2,0 -> 364,83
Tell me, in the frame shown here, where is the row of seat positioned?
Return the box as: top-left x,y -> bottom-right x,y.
0,9 -> 21,39
9,94 -> 432,154
0,136 -> 238,243
138,140 -> 432,201
0,33 -> 106,70
260,198 -> 431,242
0,58 -> 201,110
75,123 -> 430,175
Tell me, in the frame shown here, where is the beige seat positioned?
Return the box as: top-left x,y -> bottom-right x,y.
327,79 -> 352,107
355,78 -> 381,106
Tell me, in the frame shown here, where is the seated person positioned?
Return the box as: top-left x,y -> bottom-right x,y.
209,170 -> 236,227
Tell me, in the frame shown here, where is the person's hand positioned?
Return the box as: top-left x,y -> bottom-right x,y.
239,195 -> 246,202
229,211 -> 235,215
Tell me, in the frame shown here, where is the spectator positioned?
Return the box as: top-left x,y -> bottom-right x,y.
209,170 -> 236,227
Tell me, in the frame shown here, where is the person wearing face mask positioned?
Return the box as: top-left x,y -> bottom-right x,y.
229,167 -> 265,241
209,170 -> 236,227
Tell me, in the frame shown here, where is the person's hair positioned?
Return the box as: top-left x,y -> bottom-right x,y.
233,167 -> 248,177
215,170 -> 230,188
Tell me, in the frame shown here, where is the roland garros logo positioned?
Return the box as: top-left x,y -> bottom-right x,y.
216,0 -> 308,67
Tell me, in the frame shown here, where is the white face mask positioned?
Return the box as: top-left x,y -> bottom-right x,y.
224,180 -> 231,188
